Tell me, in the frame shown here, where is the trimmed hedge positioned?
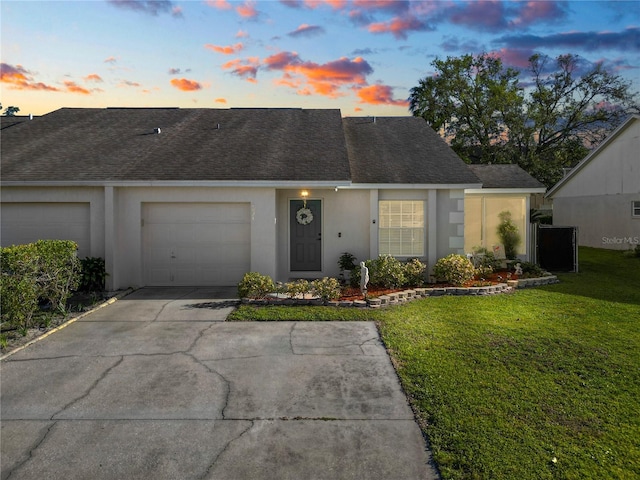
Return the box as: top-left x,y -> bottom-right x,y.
1,240 -> 80,329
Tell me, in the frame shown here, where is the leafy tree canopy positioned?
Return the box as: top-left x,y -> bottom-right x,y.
409,53 -> 640,187
1,102 -> 21,116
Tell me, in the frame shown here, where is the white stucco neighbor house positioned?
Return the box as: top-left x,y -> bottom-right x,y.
546,115 -> 640,250
464,164 -> 546,259
1,107 -> 537,290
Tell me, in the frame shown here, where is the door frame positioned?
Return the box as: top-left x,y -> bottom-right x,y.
288,197 -> 323,273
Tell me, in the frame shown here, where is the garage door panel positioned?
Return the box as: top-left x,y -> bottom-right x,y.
143,203 -> 251,286
1,203 -> 90,258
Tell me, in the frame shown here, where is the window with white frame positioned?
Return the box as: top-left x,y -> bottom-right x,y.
633,201 -> 640,217
378,200 -> 425,256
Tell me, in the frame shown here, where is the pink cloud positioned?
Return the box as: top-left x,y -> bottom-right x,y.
222,57 -> 260,81
0,63 -> 60,92
104,56 -> 117,64
511,1 -> 567,28
367,14 -> 427,40
170,78 -> 202,91
204,42 -> 244,54
64,80 -> 91,95
118,80 -> 141,88
236,1 -> 257,18
84,73 -> 104,82
356,84 -> 408,106
215,97 -> 227,104
489,48 -> 535,69
265,53 -> 374,98
205,0 -> 232,10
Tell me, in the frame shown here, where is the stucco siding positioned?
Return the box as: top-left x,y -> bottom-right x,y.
437,189 -> 465,258
553,195 -> 640,250
0,186 -> 105,259
554,120 -> 640,198
113,187 -> 277,289
276,189 -> 370,281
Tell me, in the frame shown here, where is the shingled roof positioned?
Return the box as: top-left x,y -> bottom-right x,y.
343,116 -> 480,185
467,164 -> 545,190
2,108 -> 481,186
1,108 -> 351,183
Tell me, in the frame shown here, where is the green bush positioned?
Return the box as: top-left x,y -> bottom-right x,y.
497,211 -> 521,259
369,254 -> 406,288
403,258 -> 427,287
0,273 -> 39,331
286,279 -> 311,298
517,261 -> 546,278
79,257 -> 108,291
311,277 -> 341,301
350,256 -> 426,289
237,272 -> 275,298
433,254 -> 476,286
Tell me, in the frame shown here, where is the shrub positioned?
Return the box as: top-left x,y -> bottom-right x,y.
369,255 -> 406,289
79,257 -> 108,292
517,262 -> 546,278
433,254 -> 476,286
470,247 -> 501,271
337,252 -> 357,271
311,277 -> 341,301
1,240 -> 80,327
403,258 -> 427,287
350,256 -> 427,289
237,272 -> 275,298
286,279 -> 311,298
497,211 -> 521,259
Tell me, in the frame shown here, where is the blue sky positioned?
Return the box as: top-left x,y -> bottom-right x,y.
2,0 -> 639,116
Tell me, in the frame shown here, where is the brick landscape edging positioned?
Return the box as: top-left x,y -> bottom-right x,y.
242,275 -> 559,308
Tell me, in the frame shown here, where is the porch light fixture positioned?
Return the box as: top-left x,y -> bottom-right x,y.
301,190 -> 309,207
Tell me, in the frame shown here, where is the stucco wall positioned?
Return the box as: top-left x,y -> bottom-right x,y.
553,194 -> 640,250
0,186 -> 106,258
553,120 -> 640,198
437,189 -> 465,257
113,187 -> 277,289
276,188 -> 370,281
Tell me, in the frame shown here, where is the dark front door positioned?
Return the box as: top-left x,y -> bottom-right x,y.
290,199 -> 321,271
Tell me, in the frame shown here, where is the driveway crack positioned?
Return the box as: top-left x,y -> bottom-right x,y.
4,421 -> 58,480
197,420 -> 254,480
51,356 -> 124,420
184,352 -> 231,420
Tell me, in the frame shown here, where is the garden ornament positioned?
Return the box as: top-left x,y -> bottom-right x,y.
360,261 -> 369,295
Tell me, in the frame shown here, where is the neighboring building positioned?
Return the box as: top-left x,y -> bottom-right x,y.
464,164 -> 546,259
1,108 -> 483,290
546,115 -> 640,250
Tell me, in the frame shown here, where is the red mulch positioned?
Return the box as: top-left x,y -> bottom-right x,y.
339,270 -> 518,300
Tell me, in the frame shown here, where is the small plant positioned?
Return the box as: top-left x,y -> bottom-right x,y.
0,334 -> 8,350
433,254 -> 476,287
338,252 -> 357,272
237,272 -> 275,299
286,279 -> 311,298
369,255 -> 406,289
497,211 -> 521,259
79,257 -> 108,291
311,277 -> 341,301
403,258 -> 427,287
517,262 -> 546,278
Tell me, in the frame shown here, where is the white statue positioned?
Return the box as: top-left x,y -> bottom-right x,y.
360,261 -> 369,295
514,263 -> 523,275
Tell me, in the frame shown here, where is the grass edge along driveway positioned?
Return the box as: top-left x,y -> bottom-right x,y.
230,247 -> 640,479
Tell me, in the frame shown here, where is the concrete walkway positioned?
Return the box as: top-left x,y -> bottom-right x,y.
1,288 -> 438,480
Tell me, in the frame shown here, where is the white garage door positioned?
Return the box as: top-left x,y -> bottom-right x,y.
0,203 -> 90,258
142,203 -> 251,286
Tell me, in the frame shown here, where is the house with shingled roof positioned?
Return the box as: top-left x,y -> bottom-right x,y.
1,107 -> 541,290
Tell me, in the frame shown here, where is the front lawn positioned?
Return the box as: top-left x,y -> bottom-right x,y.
229,247 -> 640,479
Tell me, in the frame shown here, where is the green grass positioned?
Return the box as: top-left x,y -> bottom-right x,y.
230,247 -> 640,479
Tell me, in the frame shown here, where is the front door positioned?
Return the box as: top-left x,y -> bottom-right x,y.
290,199 -> 321,271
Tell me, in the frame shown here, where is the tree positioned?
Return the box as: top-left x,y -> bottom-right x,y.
409,53 -> 524,165
1,103 -> 20,116
409,53 -> 640,187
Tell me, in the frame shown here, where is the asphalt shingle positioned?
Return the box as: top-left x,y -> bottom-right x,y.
467,164 -> 545,189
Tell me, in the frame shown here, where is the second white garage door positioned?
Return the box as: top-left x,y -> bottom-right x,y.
142,203 -> 251,286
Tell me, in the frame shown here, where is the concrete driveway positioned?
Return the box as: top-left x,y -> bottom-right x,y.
1,287 -> 438,480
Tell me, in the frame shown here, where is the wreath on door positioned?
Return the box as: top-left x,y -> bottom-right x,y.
296,207 -> 314,225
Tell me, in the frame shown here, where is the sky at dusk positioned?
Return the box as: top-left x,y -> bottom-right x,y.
1,0 -> 639,117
